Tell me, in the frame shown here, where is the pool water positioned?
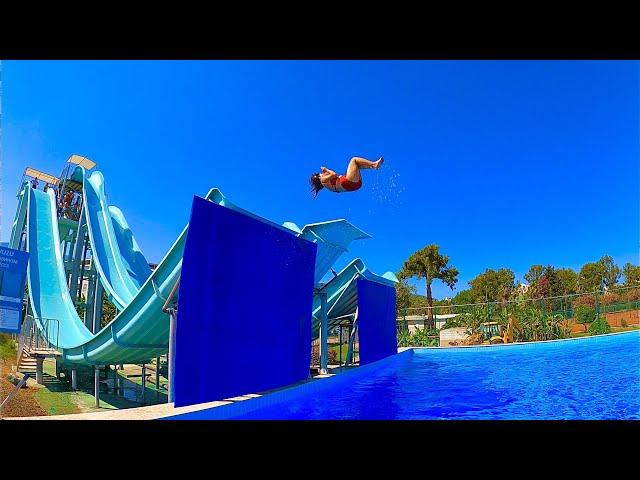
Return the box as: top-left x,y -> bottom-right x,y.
168,331 -> 640,420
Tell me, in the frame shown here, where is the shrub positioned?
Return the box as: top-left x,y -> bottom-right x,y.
311,345 -> 340,365
572,294 -> 596,310
621,318 -> 628,328
575,305 -> 596,332
601,292 -> 621,306
624,288 -> 640,302
328,349 -> 338,364
397,329 -> 412,347
588,315 -> 611,335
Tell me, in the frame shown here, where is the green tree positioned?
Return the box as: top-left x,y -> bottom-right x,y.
598,255 -> 620,288
396,278 -> 417,317
555,268 -> 578,295
575,305 -> 596,332
588,315 -> 611,335
399,244 -> 459,329
101,291 -> 118,327
622,262 -> 640,287
468,268 -> 515,302
451,288 -> 476,305
578,262 -> 605,293
524,265 -> 544,286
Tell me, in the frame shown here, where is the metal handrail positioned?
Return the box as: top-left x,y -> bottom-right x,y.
25,315 -> 61,352
16,315 -> 35,367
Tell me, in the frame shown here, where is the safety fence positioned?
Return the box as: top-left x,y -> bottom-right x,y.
397,285 -> 640,346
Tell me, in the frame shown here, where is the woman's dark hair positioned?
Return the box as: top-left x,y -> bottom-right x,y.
309,172 -> 324,198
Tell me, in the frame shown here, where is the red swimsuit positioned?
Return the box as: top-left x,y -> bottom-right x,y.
330,175 -> 362,193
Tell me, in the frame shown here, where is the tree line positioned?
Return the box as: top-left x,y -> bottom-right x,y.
397,244 -> 640,326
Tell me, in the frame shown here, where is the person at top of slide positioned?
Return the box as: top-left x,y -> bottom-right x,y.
309,156 -> 384,198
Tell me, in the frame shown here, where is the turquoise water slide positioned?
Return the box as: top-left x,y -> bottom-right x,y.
21,185 -> 224,365
16,166 -> 370,365
311,258 -> 397,339
82,168 -> 151,310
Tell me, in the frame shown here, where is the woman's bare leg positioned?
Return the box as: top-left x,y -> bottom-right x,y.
345,156 -> 384,182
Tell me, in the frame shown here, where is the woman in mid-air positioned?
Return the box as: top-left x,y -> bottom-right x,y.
309,156 -> 384,198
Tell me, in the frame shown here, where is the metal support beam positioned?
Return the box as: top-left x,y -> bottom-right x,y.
94,366 -> 100,407
155,356 -> 161,398
319,291 -> 329,374
168,310 -> 176,403
84,269 -> 95,330
92,278 -> 103,334
345,307 -> 359,366
76,232 -> 90,303
141,364 -> 146,404
113,365 -> 118,394
35,358 -> 44,384
71,368 -> 77,391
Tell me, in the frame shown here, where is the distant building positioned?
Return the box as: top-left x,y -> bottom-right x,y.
397,314 -> 459,332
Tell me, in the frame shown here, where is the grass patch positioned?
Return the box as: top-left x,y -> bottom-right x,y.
611,325 -> 640,332
0,333 -> 16,360
329,344 -> 358,363
34,388 -> 83,415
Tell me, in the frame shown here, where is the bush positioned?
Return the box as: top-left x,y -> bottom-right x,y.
397,329 -> 412,347
588,315 -> 611,335
572,295 -> 596,310
575,305 -> 596,332
624,288 -> 640,302
601,292 -> 621,306
621,318 -> 628,328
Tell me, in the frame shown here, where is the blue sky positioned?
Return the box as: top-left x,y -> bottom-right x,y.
1,60 -> 638,299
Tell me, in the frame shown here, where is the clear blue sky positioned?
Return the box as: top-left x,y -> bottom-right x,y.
1,60 -> 638,299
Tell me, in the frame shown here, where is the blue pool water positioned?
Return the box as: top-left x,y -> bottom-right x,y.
167,331 -> 640,420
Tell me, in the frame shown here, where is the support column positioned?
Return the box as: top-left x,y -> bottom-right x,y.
168,310 -> 177,404
92,279 -> 103,334
113,365 -> 118,394
71,368 -> 77,391
94,366 -> 100,407
346,308 -> 359,366
84,270 -> 95,330
155,356 -> 161,398
319,291 -> 329,375
141,364 -> 146,404
35,357 -> 44,384
68,209 -> 86,300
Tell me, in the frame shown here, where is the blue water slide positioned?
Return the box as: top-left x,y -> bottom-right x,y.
81,168 -> 146,310
311,258 -> 397,339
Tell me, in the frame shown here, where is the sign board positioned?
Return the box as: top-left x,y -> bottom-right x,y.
0,246 -> 29,333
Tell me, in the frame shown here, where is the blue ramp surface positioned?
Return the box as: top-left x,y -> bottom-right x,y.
356,278 -> 397,365
174,197 -> 317,408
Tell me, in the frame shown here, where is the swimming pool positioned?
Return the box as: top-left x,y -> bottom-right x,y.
166,330 -> 640,420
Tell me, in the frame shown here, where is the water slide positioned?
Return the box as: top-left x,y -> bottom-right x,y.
14,167 -> 370,365
81,168 -> 151,310
311,258 -> 397,339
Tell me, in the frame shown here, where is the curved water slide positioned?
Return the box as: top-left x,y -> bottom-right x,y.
311,258 -> 398,339
20,185 -> 224,365
15,162 -> 372,365
80,167 -> 151,310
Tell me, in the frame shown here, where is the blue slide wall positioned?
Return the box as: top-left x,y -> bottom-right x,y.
356,278 -> 397,365
174,197 -> 317,407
